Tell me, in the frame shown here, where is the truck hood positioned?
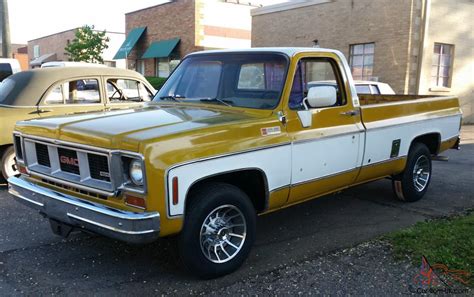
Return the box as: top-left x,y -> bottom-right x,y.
16,104 -> 263,151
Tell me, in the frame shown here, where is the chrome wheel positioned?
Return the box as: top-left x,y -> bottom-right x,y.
200,204 -> 247,264
412,155 -> 430,192
3,150 -> 18,179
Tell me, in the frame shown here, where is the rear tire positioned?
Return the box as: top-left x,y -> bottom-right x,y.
178,182 -> 256,279
1,146 -> 18,181
392,143 -> 432,202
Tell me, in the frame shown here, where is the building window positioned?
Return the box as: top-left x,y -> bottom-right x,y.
136,60 -> 145,75
431,43 -> 453,88
155,58 -> 180,78
33,45 -> 40,58
156,58 -> 170,78
349,43 -> 374,81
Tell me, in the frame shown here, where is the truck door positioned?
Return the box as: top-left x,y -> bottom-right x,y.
285,55 -> 365,203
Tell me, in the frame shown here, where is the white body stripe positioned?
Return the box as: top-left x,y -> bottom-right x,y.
167,145 -> 292,217
363,114 -> 461,165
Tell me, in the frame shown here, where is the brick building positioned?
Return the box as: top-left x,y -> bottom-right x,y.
0,43 -> 28,70
118,0 -> 263,78
27,29 -> 126,68
252,0 -> 474,123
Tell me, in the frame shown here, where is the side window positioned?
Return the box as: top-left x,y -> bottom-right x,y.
64,79 -> 100,104
355,85 -> 371,94
370,85 -> 380,95
43,85 -> 64,105
289,58 -> 344,110
44,79 -> 101,105
107,79 -> 153,102
238,63 -> 265,90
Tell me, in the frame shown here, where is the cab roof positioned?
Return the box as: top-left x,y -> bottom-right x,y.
187,47 -> 344,58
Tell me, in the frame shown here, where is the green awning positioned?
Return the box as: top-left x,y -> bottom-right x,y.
141,38 -> 180,59
113,27 -> 146,59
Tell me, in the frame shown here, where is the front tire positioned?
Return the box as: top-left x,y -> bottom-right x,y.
1,146 -> 19,181
392,143 -> 432,202
178,182 -> 256,279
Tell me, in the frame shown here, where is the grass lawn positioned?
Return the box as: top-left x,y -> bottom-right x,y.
386,212 -> 474,287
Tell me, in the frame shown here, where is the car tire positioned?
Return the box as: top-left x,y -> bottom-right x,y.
392,143 -> 432,202
1,146 -> 19,181
178,182 -> 256,279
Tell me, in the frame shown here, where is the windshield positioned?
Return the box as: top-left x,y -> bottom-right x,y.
154,53 -> 289,110
0,78 -> 16,104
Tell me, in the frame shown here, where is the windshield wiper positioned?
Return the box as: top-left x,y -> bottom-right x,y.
199,98 -> 233,107
159,95 -> 185,102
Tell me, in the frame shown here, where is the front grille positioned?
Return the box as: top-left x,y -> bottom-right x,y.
58,148 -> 80,175
23,137 -> 115,194
88,154 -> 110,182
35,143 -> 50,167
42,179 -> 108,200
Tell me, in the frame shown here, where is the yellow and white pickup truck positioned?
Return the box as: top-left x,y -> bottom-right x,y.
8,48 -> 461,278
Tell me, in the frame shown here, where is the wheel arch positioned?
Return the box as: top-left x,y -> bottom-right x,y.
183,168 -> 270,216
410,132 -> 441,155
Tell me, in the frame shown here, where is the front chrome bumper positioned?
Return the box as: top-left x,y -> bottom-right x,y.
8,177 -> 160,244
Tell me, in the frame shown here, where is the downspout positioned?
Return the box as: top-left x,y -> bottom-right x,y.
415,0 -> 431,94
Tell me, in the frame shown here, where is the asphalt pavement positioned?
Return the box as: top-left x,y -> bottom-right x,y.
0,126 -> 472,296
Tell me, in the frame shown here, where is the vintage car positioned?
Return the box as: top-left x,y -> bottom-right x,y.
8,48 -> 461,278
0,67 -> 155,180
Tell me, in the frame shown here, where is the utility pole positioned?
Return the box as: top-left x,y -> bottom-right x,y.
0,0 -> 12,58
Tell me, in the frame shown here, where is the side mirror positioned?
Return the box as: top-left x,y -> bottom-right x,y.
297,86 -> 338,128
306,86 -> 337,108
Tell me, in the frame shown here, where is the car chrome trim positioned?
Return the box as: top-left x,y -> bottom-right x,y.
8,176 -> 160,244
16,133 -> 147,196
32,172 -> 114,196
67,213 -> 157,235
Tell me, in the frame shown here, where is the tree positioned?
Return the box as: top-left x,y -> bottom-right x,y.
64,25 -> 110,63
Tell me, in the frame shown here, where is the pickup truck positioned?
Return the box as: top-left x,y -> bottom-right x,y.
8,48 -> 462,278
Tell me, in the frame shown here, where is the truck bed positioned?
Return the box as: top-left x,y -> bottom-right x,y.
358,95 -> 460,123
358,94 -> 461,179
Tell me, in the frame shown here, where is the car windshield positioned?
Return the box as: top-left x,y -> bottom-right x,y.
0,78 -> 16,104
154,53 -> 288,110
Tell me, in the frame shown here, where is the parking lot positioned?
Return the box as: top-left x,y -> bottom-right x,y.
0,127 -> 472,295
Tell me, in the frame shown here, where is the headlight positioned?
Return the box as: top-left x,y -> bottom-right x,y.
129,159 -> 144,186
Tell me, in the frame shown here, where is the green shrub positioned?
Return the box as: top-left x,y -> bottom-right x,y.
146,76 -> 167,91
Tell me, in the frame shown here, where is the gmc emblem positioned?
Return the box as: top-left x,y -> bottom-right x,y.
59,156 -> 79,166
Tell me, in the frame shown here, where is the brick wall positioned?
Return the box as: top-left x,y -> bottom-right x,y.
125,0 -> 203,77
418,0 -> 473,123
252,0 -> 419,94
27,29 -> 76,63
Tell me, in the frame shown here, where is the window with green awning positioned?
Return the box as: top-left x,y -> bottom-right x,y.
141,38 -> 180,59
113,27 -> 147,60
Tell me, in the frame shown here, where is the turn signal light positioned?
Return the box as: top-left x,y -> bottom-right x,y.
18,165 -> 28,175
125,194 -> 146,209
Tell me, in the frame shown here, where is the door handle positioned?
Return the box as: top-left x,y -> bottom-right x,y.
340,110 -> 360,116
